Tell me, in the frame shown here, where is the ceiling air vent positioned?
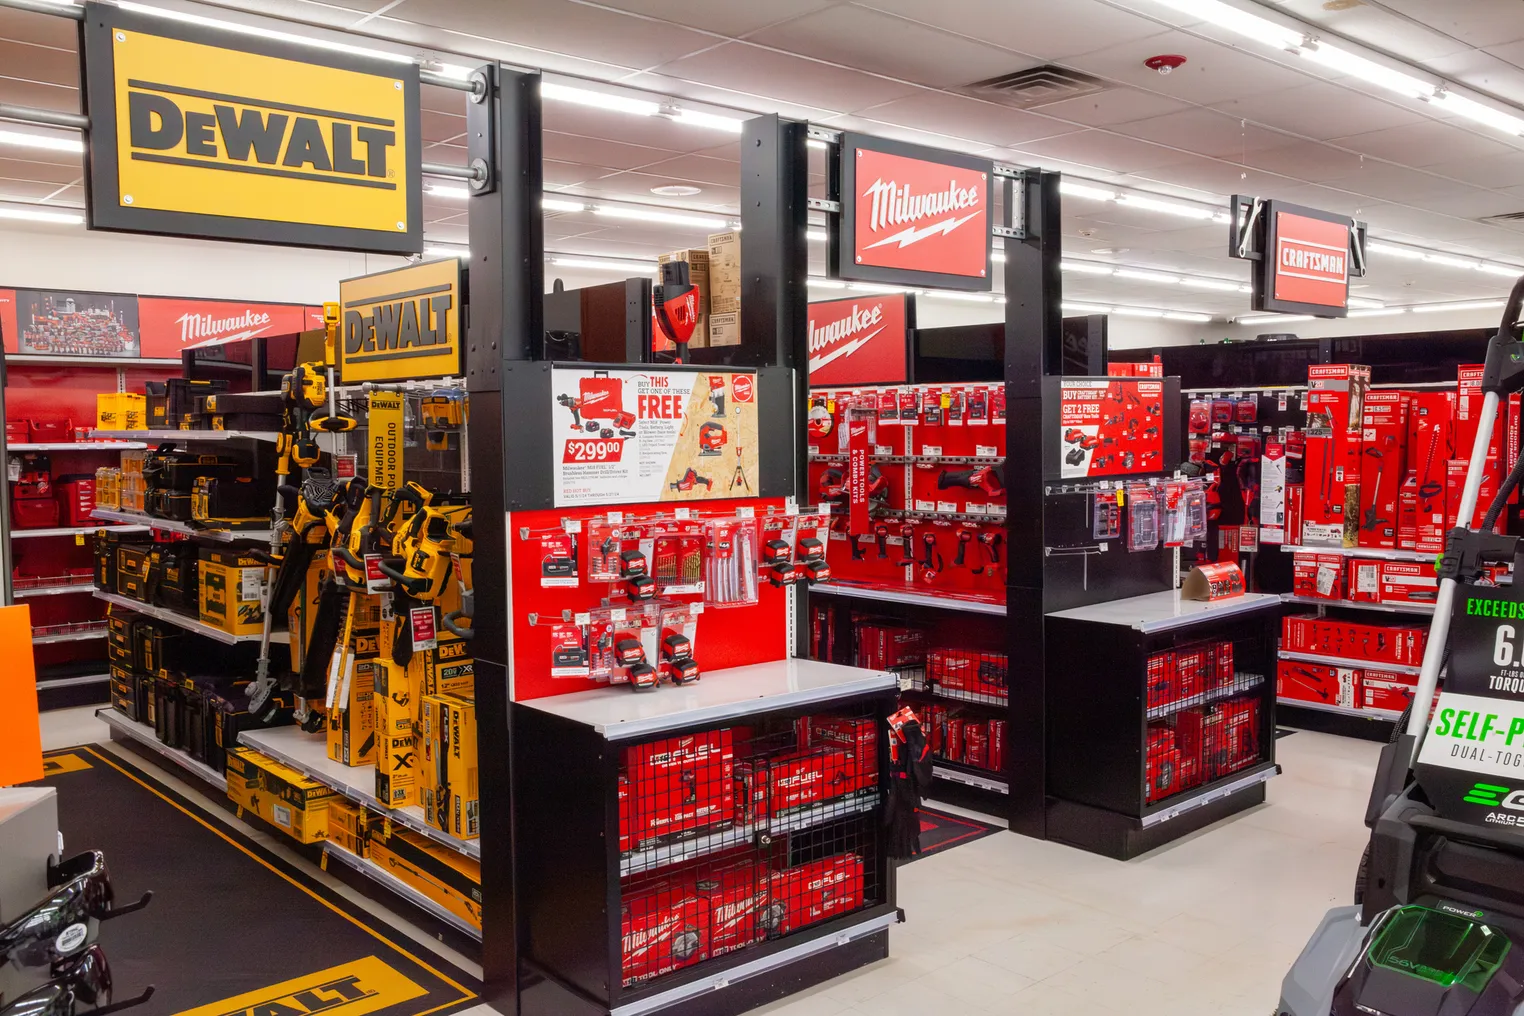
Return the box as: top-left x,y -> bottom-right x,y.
957,65 -> 1108,109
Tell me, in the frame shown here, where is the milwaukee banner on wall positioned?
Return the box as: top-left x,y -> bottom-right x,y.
837,134 -> 993,292
140,297 -> 312,352
551,366 -> 759,508
807,293 -> 913,388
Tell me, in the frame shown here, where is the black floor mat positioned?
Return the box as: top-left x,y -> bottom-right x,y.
1276,726 -> 1298,739
906,806 -> 1001,862
30,746 -> 479,1016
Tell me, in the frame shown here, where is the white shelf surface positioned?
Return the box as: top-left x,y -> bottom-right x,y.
1047,589 -> 1282,633
12,524 -> 148,540
98,709 -> 227,789
1277,697 -> 1404,721
520,659 -> 896,740
932,765 -> 1008,795
91,508 -> 272,543
38,673 -> 109,689
1278,649 -> 1422,676
1281,544 -> 1438,563
810,581 -> 1006,616
33,628 -> 106,645
15,582 -> 96,598
90,429 -> 279,444
1282,594 -> 1435,616
9,442 -> 147,452
8,355 -> 180,367
322,841 -> 482,941
239,726 -> 480,860
92,589 -> 287,646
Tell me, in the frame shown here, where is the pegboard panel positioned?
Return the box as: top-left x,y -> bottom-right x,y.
510,497 -> 792,702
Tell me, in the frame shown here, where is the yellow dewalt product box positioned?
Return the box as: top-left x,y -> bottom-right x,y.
224,747 -> 334,844
95,392 -> 147,431
441,695 -> 479,840
375,732 -> 418,808
424,631 -> 474,699
326,658 -> 376,766
419,695 -> 446,832
374,658 -> 417,740
198,548 -> 266,636
369,830 -> 481,931
286,551 -> 332,675
325,797 -> 372,858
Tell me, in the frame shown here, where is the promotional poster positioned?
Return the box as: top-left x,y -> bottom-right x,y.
9,289 -> 140,357
1058,379 -> 1166,478
551,367 -> 759,507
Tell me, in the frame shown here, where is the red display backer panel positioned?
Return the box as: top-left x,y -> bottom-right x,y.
1059,379 -> 1166,478
6,361 -> 179,433
807,294 -> 912,388
836,133 -> 993,292
510,499 -> 790,702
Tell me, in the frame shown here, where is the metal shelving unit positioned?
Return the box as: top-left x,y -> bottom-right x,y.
322,841 -> 482,941
1145,673 -> 1268,721
33,627 -> 106,645
1282,593 -> 1435,616
98,708 -> 227,790
91,590 -> 286,646
1277,698 -> 1404,722
15,581 -> 96,598
37,672 -> 109,689
1280,544 -> 1438,563
9,442 -> 148,452
90,508 -> 272,543
932,762 -> 1008,795
90,428 -> 279,444
12,524 -> 147,540
809,581 -> 1006,616
1278,649 -> 1421,676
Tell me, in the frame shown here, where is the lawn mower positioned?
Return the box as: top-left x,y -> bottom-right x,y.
1279,277 -> 1524,1016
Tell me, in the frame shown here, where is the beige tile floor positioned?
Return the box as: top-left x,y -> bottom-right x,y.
43,708 -> 1379,1016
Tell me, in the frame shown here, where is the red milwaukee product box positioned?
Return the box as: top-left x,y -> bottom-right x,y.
766,854 -> 863,936
1378,561 -> 1438,606
618,774 -> 632,852
1292,552 -> 1346,600
624,730 -> 735,845
621,885 -> 709,985
1362,670 -> 1416,714
696,861 -> 772,959
1146,651 -> 1176,709
1218,699 -> 1260,774
1175,648 -> 1206,701
1448,458 -> 1503,533
58,477 -> 96,528
964,724 -> 988,769
1302,364 -> 1370,547
1211,641 -> 1235,688
1146,745 -> 1181,803
927,649 -> 1007,697
735,748 -> 854,819
854,622 -> 926,671
1357,390 -> 1409,549
945,717 -> 965,762
989,719 -> 1006,774
805,717 -> 877,789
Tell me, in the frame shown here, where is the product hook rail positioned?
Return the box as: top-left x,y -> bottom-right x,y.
516,502 -> 835,542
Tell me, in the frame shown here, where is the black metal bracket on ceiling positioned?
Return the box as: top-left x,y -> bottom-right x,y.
1230,192 -> 1369,278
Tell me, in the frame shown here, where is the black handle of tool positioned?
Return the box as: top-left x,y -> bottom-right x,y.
954,531 -> 970,567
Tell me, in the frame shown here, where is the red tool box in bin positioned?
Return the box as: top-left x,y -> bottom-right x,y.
27,419 -> 73,443
58,476 -> 96,527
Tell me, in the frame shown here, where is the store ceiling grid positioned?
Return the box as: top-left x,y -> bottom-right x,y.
3,0 -> 1524,319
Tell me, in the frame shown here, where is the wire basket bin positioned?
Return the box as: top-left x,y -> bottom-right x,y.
924,705 -> 1006,774
616,704 -> 884,987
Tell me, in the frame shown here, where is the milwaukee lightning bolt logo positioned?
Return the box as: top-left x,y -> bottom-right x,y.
850,146 -> 990,280
861,177 -> 982,251
806,293 -> 909,386
807,301 -> 886,374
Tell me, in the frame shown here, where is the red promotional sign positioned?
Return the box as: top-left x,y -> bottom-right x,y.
731,374 -> 754,404
847,419 -> 870,535
839,134 -> 992,292
1059,379 -> 1166,478
139,297 -> 310,356
0,289 -> 14,354
1274,211 -> 1350,309
808,294 -> 911,387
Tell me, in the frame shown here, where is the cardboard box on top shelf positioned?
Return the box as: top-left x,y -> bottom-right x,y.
655,248 -> 709,351
1302,364 -> 1369,547
708,231 -> 740,314
1357,390 -> 1409,550
708,312 -> 741,348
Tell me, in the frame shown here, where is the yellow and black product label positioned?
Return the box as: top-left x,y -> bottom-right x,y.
365,391 -> 405,489
82,7 -> 420,254
338,259 -> 462,383
374,732 -> 417,807
169,957 -> 426,1016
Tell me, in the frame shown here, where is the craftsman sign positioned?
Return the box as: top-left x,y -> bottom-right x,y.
81,2 -> 421,253
367,391 -> 404,491
1246,199 -> 1353,318
337,259 -> 461,383
808,293 -> 912,388
838,134 -> 993,292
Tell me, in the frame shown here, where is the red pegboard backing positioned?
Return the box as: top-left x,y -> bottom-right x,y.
510,498 -> 790,702
6,363 -> 181,434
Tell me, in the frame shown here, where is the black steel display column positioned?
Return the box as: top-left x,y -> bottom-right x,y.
1005,170 -> 1063,838
466,62 -> 544,1013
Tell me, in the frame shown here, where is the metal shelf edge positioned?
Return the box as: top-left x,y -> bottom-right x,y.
932,764 -> 1008,794
808,582 -> 1006,616
1277,697 -> 1403,721
1277,649 -> 1421,676
1140,762 -> 1278,828
322,842 -> 482,941
98,709 -> 227,789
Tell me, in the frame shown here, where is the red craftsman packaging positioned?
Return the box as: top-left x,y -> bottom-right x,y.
1287,484 -> 1303,548
1363,671 -> 1416,713
621,885 -> 709,984
1347,558 -> 1381,604
1378,561 -> 1438,606
1302,364 -> 1370,547
624,730 -> 735,844
1448,458 -> 1502,533
697,861 -> 771,959
766,854 -> 863,935
1357,390 -> 1409,549
1292,552 -> 1346,599
1283,616 -> 1427,666
1398,478 -> 1418,551
1409,392 -> 1454,551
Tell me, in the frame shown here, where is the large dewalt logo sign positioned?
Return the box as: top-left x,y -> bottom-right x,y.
82,4 -> 421,254
338,259 -> 462,384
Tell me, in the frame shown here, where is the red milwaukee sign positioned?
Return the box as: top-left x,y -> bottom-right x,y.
1274,211 -> 1350,309
839,134 -> 992,291
807,294 -> 910,387
139,297 -> 310,355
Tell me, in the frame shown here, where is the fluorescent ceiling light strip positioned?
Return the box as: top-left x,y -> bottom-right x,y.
1165,312 -> 1213,323
1115,269 -> 1180,284
1239,314 -> 1314,325
1113,308 -> 1166,319
592,206 -> 727,230
1060,182 -> 1117,202
1146,0 -> 1303,48
0,130 -> 83,153
426,184 -> 471,200
1061,261 -> 1114,276
118,2 -> 416,63
541,82 -> 660,116
807,278 -> 847,289
542,197 -> 587,213
1413,300 -> 1506,314
1115,194 -> 1216,221
1299,42 -> 1434,100
1345,298 -> 1385,309
0,206 -> 83,224
1062,303 -> 1112,314
922,291 -> 996,303
1432,92 -> 1524,137
850,283 -> 919,295
1179,278 -> 1242,292
670,109 -> 745,133
1425,253 -> 1477,270
1479,263 -> 1524,278
1368,241 -> 1426,260
1348,308 -> 1407,318
550,256 -> 657,273
424,246 -> 469,259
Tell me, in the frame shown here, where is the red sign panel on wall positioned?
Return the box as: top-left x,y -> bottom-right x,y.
838,134 -> 993,292
1274,211 -> 1349,310
807,293 -> 913,387
1059,379 -> 1166,478
139,297 -> 311,356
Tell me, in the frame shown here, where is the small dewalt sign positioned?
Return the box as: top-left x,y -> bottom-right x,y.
169,956 -> 425,1016
368,391 -> 405,491
81,2 -> 421,254
338,260 -> 462,383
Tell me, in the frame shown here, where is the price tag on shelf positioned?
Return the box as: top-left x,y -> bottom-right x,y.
675,508 -> 691,520
874,444 -> 893,457
563,519 -> 582,534
690,603 -> 704,616
737,506 -> 755,518
611,608 -> 627,623
976,445 -> 998,458
921,445 -> 942,457
75,533 -> 84,546
607,511 -> 622,524
574,612 -> 591,626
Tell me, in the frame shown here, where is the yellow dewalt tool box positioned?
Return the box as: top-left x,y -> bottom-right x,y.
96,392 -> 147,431
369,830 -> 481,931
375,732 -> 418,809
326,658 -> 377,767
224,746 -> 334,844
198,548 -> 266,636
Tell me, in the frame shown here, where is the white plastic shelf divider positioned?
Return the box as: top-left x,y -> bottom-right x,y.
97,709 -> 227,789
1278,649 -> 1421,676
808,582 -> 1006,616
90,429 -> 280,444
1282,594 -> 1435,616
9,442 -> 148,452
322,841 -> 482,941
1277,697 -> 1404,722
239,726 -> 480,860
90,509 -> 273,543
13,524 -> 148,540
1280,544 -> 1437,563
91,589 -> 287,646
15,583 -> 96,598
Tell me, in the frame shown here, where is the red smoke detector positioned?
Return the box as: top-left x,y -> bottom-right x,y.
1145,54 -> 1188,74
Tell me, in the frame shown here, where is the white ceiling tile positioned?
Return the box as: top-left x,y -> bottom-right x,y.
650,42 -> 922,113
1241,142 -> 1370,181
1349,0 -> 1524,50
1062,29 -> 1313,105
851,92 -> 1083,147
1013,129 -> 1192,173
626,153 -> 741,190
1109,108 -> 1288,158
1122,154 -> 1279,196
1326,121 -> 1517,167
1028,88 -> 1192,129
1216,85 -> 1426,140
1420,152 -> 1524,190
744,6 -> 1030,90
1274,0 -> 1476,61
542,131 -> 675,172
575,0 -> 839,37
1424,49 -> 1524,109
852,0 -> 1170,62
1322,163 -> 1477,205
1417,191 -> 1524,220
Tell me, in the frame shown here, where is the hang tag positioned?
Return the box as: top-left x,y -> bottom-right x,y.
364,554 -> 389,593
334,454 -> 358,480
410,606 -> 438,651
563,519 -> 582,534
379,593 -> 395,622
241,569 -> 266,601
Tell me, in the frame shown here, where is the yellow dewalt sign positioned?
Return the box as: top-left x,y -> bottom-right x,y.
368,392 -> 405,492
338,260 -> 462,383
169,956 -> 425,1016
82,5 -> 420,254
